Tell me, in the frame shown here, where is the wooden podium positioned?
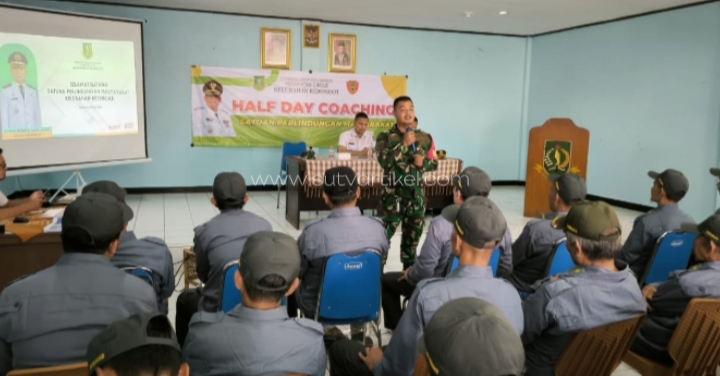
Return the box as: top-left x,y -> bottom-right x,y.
524,118 -> 589,218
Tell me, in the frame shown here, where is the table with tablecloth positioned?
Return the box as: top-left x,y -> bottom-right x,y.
284,157 -> 462,229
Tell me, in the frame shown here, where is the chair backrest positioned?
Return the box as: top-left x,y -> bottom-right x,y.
640,231 -> 696,286
412,355 -> 432,376
554,314 -> 645,376
7,363 -> 88,376
666,298 -> 720,374
220,261 -> 241,313
544,239 -> 576,278
121,266 -> 155,289
316,250 -> 382,322
281,141 -> 307,172
446,248 -> 501,277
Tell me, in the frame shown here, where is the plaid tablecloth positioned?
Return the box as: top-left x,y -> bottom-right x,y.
302,158 -> 462,198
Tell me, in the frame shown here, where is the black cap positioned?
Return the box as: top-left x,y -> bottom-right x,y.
8,52 -> 27,65
213,172 -> 247,206
682,215 -> 720,246
441,196 -> 507,249
418,298 -> 524,376
82,181 -> 133,223
452,167 -> 491,197
323,166 -> 358,199
710,168 -> 720,178
551,200 -> 622,242
202,80 -> 223,97
648,169 -> 689,199
87,313 -> 180,375
62,193 -> 125,244
549,173 -> 587,204
240,231 -> 301,292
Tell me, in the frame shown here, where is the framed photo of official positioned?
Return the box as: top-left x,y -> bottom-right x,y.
261,28 -> 291,70
303,24 -> 320,48
328,34 -> 356,73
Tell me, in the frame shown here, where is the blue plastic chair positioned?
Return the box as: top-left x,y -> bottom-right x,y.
639,231 -> 697,286
315,250 -> 383,345
446,247 -> 501,276
277,141 -> 307,208
219,261 -> 286,313
121,266 -> 155,288
545,239 -> 576,277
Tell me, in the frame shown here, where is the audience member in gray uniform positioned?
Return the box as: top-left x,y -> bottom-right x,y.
87,313 -> 188,376
711,168 -> 720,215
83,180 -> 175,312
193,172 -> 272,312
617,169 -> 694,277
631,214 -> 720,365
0,193 -> 157,375
183,232 -> 326,376
330,196 -> 523,376
508,173 -> 586,292
381,167 -> 513,330
289,166 -> 388,318
522,201 -> 646,376
417,298 -> 525,376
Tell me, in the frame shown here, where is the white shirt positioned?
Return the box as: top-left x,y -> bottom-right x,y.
338,129 -> 375,152
0,82 -> 42,130
192,106 -> 236,137
0,190 -> 8,207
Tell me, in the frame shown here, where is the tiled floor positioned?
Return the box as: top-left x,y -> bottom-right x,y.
129,186 -> 646,376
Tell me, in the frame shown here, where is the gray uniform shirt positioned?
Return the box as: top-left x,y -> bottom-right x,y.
407,216 -> 513,284
113,231 -> 175,302
618,205 -> 695,276
296,207 -> 388,316
182,305 -> 326,376
193,209 -> 272,312
522,261 -> 645,376
374,266 -> 524,376
635,261 -> 720,359
508,212 -> 566,291
0,253 -> 157,375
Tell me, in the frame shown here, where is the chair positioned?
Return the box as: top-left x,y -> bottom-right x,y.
624,299 -> 720,376
7,363 -> 87,376
554,314 -> 645,376
638,231 -> 696,286
219,261 -> 285,313
121,266 -> 155,289
445,247 -> 501,277
544,239 -> 576,277
277,141 -> 307,208
315,250 -> 383,345
183,248 -> 201,290
412,355 -> 431,376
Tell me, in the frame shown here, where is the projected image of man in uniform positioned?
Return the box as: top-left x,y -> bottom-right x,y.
192,79 -> 236,137
0,51 -> 42,131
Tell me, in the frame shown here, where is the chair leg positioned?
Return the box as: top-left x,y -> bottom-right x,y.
277,182 -> 281,209
373,321 -> 382,347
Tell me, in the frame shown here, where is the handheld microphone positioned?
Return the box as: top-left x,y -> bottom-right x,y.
406,127 -> 416,153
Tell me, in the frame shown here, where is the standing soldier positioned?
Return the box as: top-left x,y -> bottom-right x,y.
375,96 -> 437,269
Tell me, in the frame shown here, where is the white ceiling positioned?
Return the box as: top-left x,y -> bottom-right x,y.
61,0 -> 708,35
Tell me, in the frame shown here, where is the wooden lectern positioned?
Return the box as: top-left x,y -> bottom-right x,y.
524,118 -> 589,218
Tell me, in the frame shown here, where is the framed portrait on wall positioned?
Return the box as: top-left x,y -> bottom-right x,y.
303,24 -> 320,48
261,28 -> 291,69
328,33 -> 356,73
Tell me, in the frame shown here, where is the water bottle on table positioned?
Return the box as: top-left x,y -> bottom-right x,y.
328,146 -> 335,159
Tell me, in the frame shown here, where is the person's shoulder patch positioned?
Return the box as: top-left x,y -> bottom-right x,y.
2,84 -> 10,89
416,277 -> 444,290
302,218 -> 325,232
294,317 -> 324,334
26,84 -> 36,90
189,310 -> 223,326
4,273 -> 34,290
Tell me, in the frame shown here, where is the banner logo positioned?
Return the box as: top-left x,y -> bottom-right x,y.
253,76 -> 266,91
346,80 -> 359,94
82,43 -> 93,60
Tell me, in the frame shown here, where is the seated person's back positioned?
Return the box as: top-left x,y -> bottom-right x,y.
509,173 -> 586,291
618,169 -> 694,276
631,215 -> 720,365
0,193 -> 157,375
183,232 -> 326,376
522,201 -> 645,376
194,172 -> 272,312
296,166 -> 388,316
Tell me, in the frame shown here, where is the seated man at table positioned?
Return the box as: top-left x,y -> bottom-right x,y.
0,192 -> 157,375
630,214 -> 720,366
289,166 -> 388,319
0,148 -> 43,221
82,180 -> 175,312
338,112 -> 374,157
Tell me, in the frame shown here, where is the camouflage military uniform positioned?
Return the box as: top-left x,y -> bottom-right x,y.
376,124 -> 438,268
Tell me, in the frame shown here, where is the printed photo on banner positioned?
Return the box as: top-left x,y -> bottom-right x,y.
0,47 -> 44,137
303,24 -> 319,48
261,28 -> 291,70
328,34 -> 356,73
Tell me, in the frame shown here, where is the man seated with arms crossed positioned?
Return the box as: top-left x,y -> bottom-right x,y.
0,193 -> 157,375
508,173 -> 586,293
522,201 -> 645,376
87,313 -> 188,376
183,231 -> 326,376
329,196 -> 523,376
381,167 -> 512,331
630,214 -> 720,365
83,180 -> 175,313
618,169 -> 694,276
289,166 -> 388,319
338,112 -> 374,157
0,148 -> 43,221
417,298 -> 525,376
